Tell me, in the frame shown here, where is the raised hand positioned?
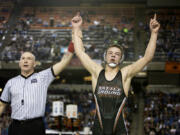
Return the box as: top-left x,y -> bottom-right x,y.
71,12 -> 83,29
72,13 -> 83,42
149,14 -> 160,33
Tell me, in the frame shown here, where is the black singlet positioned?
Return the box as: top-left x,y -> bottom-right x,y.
93,69 -> 127,135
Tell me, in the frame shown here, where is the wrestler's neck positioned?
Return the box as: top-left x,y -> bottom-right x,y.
105,65 -> 119,73
21,70 -> 34,77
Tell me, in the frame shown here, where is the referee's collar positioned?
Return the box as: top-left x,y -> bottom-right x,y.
21,72 -> 35,79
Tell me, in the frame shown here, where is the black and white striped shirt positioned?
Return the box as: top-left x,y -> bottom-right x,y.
0,68 -> 55,120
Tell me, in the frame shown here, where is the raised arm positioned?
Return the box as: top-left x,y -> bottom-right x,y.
123,14 -> 160,78
52,42 -> 74,76
72,14 -> 102,77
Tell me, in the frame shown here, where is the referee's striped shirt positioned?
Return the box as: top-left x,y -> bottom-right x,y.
0,68 -> 55,120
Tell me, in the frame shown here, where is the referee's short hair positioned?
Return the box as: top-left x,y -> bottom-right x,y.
20,52 -> 36,61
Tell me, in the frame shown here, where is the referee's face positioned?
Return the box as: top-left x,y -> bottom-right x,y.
19,52 -> 36,74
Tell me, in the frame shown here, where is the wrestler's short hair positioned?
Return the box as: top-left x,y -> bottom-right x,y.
105,44 -> 124,55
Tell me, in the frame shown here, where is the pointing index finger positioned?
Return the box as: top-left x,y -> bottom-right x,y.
153,13 -> 157,20
76,12 -> 80,16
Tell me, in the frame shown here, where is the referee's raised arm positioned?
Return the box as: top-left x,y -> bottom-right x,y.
52,41 -> 74,76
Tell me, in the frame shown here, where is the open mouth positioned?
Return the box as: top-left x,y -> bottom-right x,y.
23,65 -> 29,67
110,59 -> 115,62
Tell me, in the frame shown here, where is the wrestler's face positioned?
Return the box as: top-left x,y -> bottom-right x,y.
105,47 -> 122,67
19,52 -> 36,73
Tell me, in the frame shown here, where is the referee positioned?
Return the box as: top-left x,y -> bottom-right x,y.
0,42 -> 74,135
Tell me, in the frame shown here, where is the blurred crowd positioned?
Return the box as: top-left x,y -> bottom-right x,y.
0,0 -> 13,28
1,5 -> 180,62
144,92 -> 180,135
0,6 -> 135,62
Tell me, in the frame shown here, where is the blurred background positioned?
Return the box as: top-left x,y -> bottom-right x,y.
0,0 -> 180,135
